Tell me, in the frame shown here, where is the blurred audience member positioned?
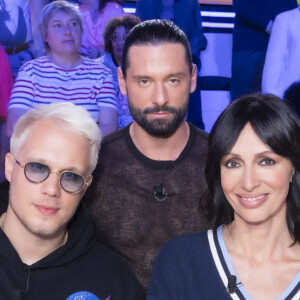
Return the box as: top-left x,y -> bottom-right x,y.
7,1 -> 118,138
136,0 -> 206,70
284,82 -> 300,118
0,46 -> 13,121
0,0 -> 45,77
0,45 -> 13,182
100,14 -> 140,128
262,7 -> 300,99
230,0 -> 297,101
79,0 -> 124,59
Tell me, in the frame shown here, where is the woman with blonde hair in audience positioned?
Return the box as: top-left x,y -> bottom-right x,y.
7,0 -> 118,138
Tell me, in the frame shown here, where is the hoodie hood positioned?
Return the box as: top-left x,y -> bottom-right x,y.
0,203 -> 98,299
0,203 -> 97,270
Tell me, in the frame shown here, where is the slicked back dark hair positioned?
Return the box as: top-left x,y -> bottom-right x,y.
201,93 -> 300,242
121,19 -> 193,78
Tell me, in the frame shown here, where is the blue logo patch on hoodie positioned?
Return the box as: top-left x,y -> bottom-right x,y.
66,291 -> 111,300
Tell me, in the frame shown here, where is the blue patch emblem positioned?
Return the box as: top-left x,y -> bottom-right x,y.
66,291 -> 109,300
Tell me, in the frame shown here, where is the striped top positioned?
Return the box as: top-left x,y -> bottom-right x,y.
8,56 -> 118,123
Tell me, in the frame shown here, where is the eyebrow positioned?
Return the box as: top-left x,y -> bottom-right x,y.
225,150 -> 275,159
50,18 -> 77,23
132,72 -> 186,80
132,75 -> 151,80
167,72 -> 186,78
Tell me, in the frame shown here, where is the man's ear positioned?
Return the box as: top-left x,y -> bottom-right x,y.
83,175 -> 93,194
5,153 -> 15,183
190,64 -> 198,94
290,167 -> 295,183
118,67 -> 127,96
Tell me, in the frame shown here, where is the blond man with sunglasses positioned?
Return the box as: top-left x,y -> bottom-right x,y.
0,102 -> 144,299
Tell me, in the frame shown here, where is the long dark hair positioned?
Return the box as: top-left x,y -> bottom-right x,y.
201,93 -> 300,242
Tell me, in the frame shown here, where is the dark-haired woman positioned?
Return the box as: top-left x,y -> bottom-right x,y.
79,0 -> 124,58
99,14 -> 140,128
147,93 -> 300,300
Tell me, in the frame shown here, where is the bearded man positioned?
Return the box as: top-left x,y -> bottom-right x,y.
85,19 -> 210,291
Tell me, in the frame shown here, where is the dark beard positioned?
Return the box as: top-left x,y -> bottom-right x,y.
128,98 -> 188,138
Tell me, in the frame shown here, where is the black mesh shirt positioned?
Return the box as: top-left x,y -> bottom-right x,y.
84,123 -> 210,291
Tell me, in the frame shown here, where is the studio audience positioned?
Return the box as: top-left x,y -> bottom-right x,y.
7,0 -> 118,138
230,0 -> 297,101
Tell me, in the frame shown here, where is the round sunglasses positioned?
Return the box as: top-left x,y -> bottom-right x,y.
15,159 -> 88,194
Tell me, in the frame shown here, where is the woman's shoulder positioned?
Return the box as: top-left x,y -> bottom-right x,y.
150,230 -> 214,281
80,57 -> 113,80
158,231 -> 211,260
99,52 -> 113,63
99,53 -> 117,69
82,57 -> 111,70
19,56 -> 50,72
